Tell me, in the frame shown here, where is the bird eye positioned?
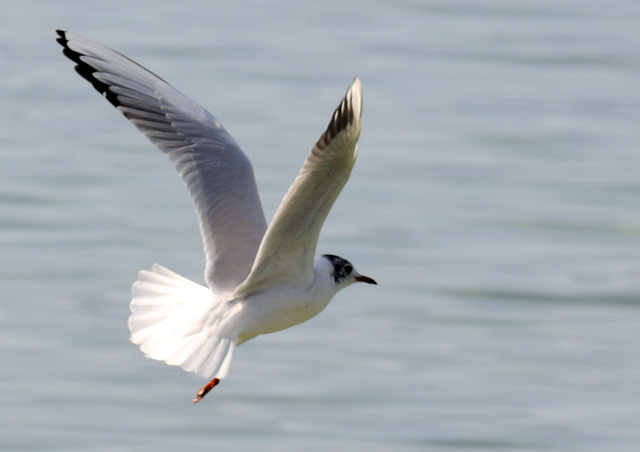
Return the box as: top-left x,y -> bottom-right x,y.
344,264 -> 353,274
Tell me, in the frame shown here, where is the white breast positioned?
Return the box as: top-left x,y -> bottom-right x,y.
235,257 -> 336,342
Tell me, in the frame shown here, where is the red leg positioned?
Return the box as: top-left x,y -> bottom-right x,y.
193,378 -> 220,403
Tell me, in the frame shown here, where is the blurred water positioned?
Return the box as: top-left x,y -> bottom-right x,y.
2,1 -> 640,450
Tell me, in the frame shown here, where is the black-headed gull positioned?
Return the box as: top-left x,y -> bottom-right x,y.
57,30 -> 376,403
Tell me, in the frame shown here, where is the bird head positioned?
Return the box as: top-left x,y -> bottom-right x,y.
322,254 -> 377,289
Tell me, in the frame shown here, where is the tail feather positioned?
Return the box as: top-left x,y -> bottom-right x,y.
128,264 -> 237,379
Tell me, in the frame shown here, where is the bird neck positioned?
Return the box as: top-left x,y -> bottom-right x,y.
312,256 -> 341,296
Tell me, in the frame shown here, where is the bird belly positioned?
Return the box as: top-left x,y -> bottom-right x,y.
237,287 -> 332,341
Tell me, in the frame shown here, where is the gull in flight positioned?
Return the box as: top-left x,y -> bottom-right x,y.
57,30 -> 376,403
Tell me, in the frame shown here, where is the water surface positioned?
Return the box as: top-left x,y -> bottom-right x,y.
2,1 -> 640,450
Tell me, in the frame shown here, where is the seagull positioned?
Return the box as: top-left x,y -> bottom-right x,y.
57,30 -> 376,403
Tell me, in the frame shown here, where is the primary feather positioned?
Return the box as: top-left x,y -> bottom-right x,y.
57,30 -> 267,295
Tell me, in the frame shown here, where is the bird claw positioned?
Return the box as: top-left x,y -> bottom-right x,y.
193,377 -> 220,403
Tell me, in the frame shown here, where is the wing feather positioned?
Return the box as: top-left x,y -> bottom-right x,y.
234,78 -> 363,297
57,31 -> 267,294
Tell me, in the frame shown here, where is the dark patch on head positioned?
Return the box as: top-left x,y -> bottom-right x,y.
323,254 -> 354,283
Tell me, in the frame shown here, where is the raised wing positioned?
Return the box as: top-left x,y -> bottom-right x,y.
234,78 -> 362,297
57,30 -> 267,294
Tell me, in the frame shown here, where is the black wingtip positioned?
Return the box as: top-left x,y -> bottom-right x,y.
56,29 -> 121,108
56,30 -> 69,53
317,88 -> 355,150
55,30 -> 71,54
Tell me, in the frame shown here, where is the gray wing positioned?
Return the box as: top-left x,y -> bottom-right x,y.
234,78 -> 362,297
57,30 -> 267,294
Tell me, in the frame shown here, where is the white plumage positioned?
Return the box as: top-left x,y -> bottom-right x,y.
129,264 -> 237,379
58,30 -> 376,402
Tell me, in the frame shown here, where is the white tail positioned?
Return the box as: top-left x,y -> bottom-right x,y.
128,264 -> 236,379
